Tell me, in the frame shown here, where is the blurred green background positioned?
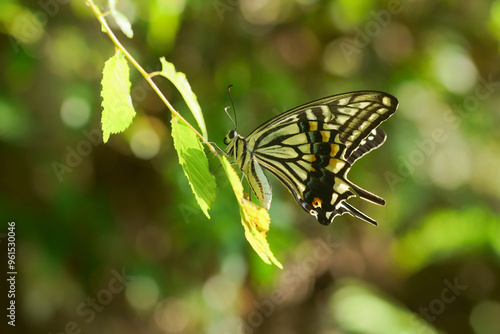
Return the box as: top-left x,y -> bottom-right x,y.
1,0 -> 500,333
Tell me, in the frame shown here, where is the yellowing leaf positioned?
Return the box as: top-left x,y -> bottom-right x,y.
220,156 -> 282,268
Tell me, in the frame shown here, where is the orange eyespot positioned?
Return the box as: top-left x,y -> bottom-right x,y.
312,197 -> 322,208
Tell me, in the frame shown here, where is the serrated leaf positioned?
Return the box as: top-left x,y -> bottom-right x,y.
108,0 -> 134,38
101,52 -> 136,143
159,57 -> 207,139
171,116 -> 216,218
111,10 -> 134,38
220,156 -> 282,268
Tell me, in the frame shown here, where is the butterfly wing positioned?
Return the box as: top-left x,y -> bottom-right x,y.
245,91 -> 398,225
346,128 -> 387,165
241,154 -> 273,210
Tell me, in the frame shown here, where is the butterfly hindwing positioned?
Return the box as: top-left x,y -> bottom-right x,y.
347,128 -> 387,165
243,157 -> 272,210
224,91 -> 398,226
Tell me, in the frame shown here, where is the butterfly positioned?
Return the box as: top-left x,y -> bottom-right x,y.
223,91 -> 398,226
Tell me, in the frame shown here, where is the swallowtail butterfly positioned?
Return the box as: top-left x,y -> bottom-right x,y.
223,91 -> 398,226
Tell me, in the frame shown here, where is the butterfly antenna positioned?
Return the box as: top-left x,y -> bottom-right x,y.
224,106 -> 236,130
226,84 -> 238,129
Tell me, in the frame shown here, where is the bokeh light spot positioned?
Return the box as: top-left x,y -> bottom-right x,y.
470,301 -> 500,334
125,275 -> 160,312
130,128 -> 161,160
221,254 -> 247,283
202,274 -> 237,311
428,137 -> 470,190
433,46 -> 478,94
274,28 -> 320,68
60,96 -> 91,128
154,298 -> 191,333
323,38 -> 362,77
241,0 -> 292,25
374,23 -> 414,63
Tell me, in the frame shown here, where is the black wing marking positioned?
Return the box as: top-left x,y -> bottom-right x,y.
346,128 -> 387,165
244,91 -> 398,225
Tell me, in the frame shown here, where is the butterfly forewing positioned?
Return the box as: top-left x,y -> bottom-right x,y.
225,91 -> 398,226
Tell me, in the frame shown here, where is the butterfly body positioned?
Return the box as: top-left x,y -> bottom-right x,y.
224,91 -> 398,226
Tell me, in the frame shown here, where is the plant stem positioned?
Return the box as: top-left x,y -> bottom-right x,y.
86,0 -> 217,155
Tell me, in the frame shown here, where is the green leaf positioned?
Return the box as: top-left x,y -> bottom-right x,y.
101,52 -> 136,143
108,0 -> 134,38
220,156 -> 282,268
171,116 -> 216,218
159,57 -> 208,139
111,11 -> 134,38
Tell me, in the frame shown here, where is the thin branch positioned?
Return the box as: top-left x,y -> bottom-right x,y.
86,0 -> 217,155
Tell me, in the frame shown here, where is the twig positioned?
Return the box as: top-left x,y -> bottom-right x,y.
86,0 -> 217,155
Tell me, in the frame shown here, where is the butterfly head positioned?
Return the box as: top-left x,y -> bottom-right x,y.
223,129 -> 243,157
223,130 -> 237,145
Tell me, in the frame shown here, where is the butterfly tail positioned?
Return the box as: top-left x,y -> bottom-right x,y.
348,181 -> 386,206
335,202 -> 378,226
